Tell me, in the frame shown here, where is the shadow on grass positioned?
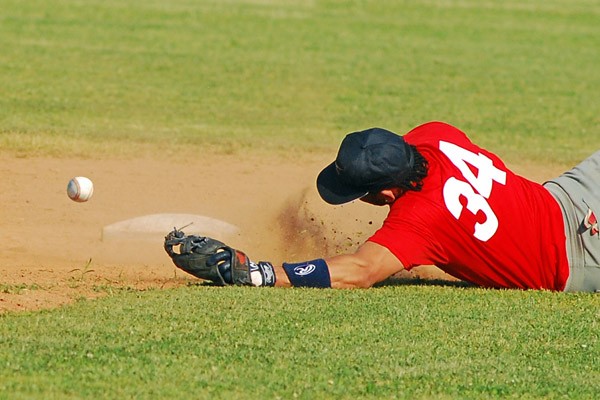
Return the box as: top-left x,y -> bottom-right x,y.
183,276 -> 476,289
374,277 -> 476,289
192,279 -> 585,293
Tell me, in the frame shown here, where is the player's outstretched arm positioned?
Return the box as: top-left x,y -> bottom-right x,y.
164,228 -> 404,289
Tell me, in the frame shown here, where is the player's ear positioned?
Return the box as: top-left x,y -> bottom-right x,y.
360,189 -> 397,206
382,188 -> 404,204
380,189 -> 396,204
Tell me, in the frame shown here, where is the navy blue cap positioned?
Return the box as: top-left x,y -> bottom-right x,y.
316,128 -> 414,205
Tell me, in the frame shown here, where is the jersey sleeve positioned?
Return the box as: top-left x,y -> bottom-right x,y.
368,203 -> 448,270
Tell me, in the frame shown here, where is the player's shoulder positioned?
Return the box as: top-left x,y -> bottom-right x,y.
405,121 -> 468,139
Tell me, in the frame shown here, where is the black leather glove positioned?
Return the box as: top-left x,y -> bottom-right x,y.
164,228 -> 275,286
208,249 -> 276,287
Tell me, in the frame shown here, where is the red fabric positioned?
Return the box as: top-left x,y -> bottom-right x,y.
368,122 -> 570,290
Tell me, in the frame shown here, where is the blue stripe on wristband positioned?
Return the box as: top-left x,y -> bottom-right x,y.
282,259 -> 331,288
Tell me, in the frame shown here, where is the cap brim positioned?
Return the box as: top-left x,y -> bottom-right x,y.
316,162 -> 369,205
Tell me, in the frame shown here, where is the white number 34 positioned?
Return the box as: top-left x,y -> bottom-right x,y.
439,141 -> 507,242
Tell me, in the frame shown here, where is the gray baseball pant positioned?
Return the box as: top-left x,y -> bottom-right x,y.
544,150 -> 600,292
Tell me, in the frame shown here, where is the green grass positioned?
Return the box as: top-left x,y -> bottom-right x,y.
0,283 -> 40,295
0,286 -> 598,399
1,0 -> 599,163
1,0 -> 600,398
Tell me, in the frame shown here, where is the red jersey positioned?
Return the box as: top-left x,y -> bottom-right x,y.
368,122 -> 570,290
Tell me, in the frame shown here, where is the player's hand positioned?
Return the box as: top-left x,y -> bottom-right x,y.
164,229 -> 229,285
164,228 -> 275,286
207,249 -> 276,287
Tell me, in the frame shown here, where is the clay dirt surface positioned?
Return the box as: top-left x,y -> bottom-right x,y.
0,152 -> 565,313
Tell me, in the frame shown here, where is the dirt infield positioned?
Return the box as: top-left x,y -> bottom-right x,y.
0,152 -> 564,312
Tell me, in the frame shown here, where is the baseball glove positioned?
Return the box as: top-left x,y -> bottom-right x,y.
164,228 -> 276,287
164,228 -> 229,285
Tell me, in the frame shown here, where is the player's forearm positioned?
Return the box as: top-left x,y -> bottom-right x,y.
326,255 -> 372,288
273,255 -> 396,289
272,259 -> 371,289
272,257 -> 370,288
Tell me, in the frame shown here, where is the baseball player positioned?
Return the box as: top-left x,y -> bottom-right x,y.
165,122 -> 600,292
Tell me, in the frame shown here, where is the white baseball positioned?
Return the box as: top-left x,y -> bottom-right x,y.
67,176 -> 94,202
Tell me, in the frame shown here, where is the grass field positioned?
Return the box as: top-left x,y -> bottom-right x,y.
1,286 -> 598,399
1,0 -> 599,398
1,0 -> 599,162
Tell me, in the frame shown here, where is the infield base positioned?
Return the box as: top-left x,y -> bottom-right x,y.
102,213 -> 240,242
